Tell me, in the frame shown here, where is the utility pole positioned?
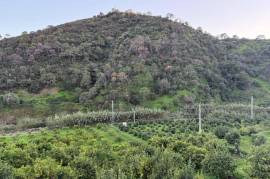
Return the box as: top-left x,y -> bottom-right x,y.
251,96 -> 254,119
198,104 -> 202,134
112,100 -> 114,123
133,110 -> 136,123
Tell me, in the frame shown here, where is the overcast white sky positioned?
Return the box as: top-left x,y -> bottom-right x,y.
1,0 -> 270,39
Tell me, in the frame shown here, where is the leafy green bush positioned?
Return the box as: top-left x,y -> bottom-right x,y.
2,93 -> 20,106
202,150 -> 236,178
251,135 -> 266,146
225,130 -> 240,145
214,125 -> 229,139
0,147 -> 33,168
150,150 -> 183,179
248,126 -> 258,135
239,127 -> 249,136
250,146 -> 270,178
71,157 -> 96,179
0,161 -> 13,179
179,162 -> 195,179
31,157 -> 76,178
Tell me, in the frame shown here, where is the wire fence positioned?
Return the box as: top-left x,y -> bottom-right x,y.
168,102 -> 270,122
2,96 -> 270,124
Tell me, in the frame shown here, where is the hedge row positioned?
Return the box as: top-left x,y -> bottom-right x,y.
45,108 -> 165,128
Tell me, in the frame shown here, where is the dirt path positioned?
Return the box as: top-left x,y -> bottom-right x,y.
0,127 -> 45,137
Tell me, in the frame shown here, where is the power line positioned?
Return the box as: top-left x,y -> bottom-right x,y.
198,103 -> 202,134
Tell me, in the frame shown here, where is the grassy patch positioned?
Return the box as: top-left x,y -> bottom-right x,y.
253,78 -> 270,94
240,136 -> 253,154
0,89 -> 82,120
0,125 -> 143,145
17,89 -> 77,106
235,158 -> 251,179
239,123 -> 270,154
144,95 -> 175,110
143,89 -> 194,111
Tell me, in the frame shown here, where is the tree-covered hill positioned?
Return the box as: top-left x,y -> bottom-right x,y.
2,10 -> 270,178
0,10 -> 270,113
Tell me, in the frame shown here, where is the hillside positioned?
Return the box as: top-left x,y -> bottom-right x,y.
2,10 -> 270,179
1,11 -> 270,121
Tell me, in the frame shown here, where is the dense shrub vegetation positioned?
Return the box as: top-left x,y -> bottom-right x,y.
0,102 -> 269,178
0,125 -> 238,179
1,110 -> 269,178
1,10 -> 270,125
1,10 -> 270,118
114,103 -> 270,178
1,9 -> 270,179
